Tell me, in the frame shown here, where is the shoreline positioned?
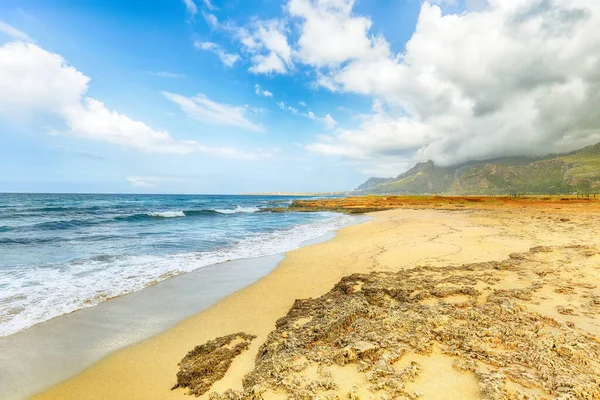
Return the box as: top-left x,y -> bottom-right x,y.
32,205 -> 600,399
1,207 -> 358,339
0,214 -> 367,400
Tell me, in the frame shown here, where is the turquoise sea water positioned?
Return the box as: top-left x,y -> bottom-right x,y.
0,193 -> 353,337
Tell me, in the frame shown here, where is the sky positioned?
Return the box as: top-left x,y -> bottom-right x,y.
1,0 -> 599,194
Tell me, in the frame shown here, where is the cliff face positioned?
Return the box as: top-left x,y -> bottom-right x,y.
356,143 -> 600,195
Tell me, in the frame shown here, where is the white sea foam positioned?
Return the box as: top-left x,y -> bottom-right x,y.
147,211 -> 185,218
214,205 -> 260,214
0,213 -> 358,337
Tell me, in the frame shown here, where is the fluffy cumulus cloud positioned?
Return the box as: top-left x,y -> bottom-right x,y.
218,0 -> 368,73
305,0 -> 600,172
0,41 -> 89,113
162,92 -> 265,132
306,101 -> 439,175
0,41 -> 260,158
288,0 -> 374,67
201,0 -> 600,174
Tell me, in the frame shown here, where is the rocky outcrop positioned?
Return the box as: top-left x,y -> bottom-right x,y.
172,332 -> 256,396
202,246 -> 600,399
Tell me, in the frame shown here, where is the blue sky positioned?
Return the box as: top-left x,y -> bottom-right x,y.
1,0 -> 600,193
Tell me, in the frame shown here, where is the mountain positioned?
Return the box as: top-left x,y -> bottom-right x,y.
355,177 -> 394,191
355,143 -> 600,195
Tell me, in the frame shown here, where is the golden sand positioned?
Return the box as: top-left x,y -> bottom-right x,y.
34,205 -> 600,400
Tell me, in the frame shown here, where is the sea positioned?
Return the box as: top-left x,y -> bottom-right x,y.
0,193 -> 355,337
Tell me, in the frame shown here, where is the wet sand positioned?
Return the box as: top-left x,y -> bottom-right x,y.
34,205 -> 600,399
1,226 -> 362,400
0,255 -> 284,400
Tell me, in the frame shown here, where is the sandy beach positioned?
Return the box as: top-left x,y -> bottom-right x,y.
34,201 -> 600,399
4,0 -> 600,397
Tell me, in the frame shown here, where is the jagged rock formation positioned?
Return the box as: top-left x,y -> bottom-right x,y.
172,332 -> 256,397
202,246 -> 600,400
356,142 -> 600,195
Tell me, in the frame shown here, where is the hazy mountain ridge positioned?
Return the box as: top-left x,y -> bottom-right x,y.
355,143 -> 600,195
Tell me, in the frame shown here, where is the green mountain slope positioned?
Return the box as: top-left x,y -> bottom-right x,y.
356,143 -> 600,195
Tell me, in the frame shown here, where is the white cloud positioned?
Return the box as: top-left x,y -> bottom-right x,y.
127,176 -> 157,188
147,71 -> 184,78
61,98 -> 199,153
0,20 -> 31,41
288,0 -> 374,67
201,0 -> 215,11
0,41 -> 261,159
194,41 -> 240,67
429,0 -> 458,5
307,100 -> 438,161
162,91 -> 265,132
277,100 -> 336,129
182,0 -> 198,16
254,84 -> 273,97
0,41 -> 89,113
306,0 -> 600,171
202,12 -> 219,29
307,111 -> 337,130
277,100 -> 299,115
299,101 -> 307,107
199,14 -> 292,74
238,19 -> 292,74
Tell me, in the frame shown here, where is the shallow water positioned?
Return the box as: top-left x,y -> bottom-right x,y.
0,254 -> 283,400
0,193 -> 353,337
0,214 -> 368,400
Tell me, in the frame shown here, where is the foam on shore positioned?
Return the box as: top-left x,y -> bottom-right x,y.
0,213 -> 356,337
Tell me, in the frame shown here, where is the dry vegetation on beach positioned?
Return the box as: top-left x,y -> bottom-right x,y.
36,196 -> 600,400
278,195 -> 600,214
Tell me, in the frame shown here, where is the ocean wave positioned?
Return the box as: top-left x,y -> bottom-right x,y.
115,210 -> 219,222
0,234 -> 121,246
183,210 -> 220,216
30,206 -> 80,212
214,205 -> 261,214
4,206 -> 267,235
33,219 -> 101,231
0,237 -> 62,245
25,205 -> 106,213
147,211 -> 185,218
0,212 -> 360,337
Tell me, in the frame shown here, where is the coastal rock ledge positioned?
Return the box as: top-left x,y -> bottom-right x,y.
178,245 -> 600,400
172,332 -> 256,396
